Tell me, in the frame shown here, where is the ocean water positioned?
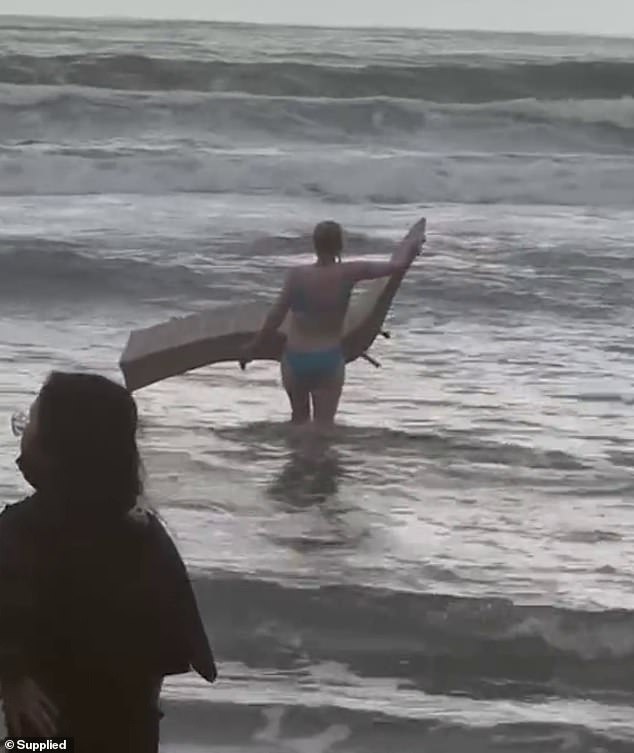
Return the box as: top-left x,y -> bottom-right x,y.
1,16 -> 634,752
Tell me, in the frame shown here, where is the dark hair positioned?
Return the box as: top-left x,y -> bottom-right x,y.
313,220 -> 343,263
37,372 -> 143,516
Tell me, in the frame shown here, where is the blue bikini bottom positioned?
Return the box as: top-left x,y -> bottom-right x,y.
284,346 -> 344,387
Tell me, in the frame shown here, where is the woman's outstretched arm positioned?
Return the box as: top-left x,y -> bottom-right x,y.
342,217 -> 427,283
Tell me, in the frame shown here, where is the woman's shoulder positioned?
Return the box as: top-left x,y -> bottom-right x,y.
0,495 -> 45,559
0,494 -> 40,528
286,264 -> 309,282
293,262 -> 347,282
133,509 -> 184,558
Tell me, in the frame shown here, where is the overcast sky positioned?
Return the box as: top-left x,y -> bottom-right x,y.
2,0 -> 634,37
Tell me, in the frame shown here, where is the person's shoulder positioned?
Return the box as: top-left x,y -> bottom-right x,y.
132,508 -> 178,548
339,260 -> 366,278
137,507 -> 169,532
0,493 -> 38,521
126,505 -> 156,526
0,494 -> 40,539
285,265 -> 304,284
339,260 -> 359,270
131,508 -> 190,581
124,506 -> 168,543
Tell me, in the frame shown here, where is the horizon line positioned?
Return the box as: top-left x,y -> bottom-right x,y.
1,12 -> 634,42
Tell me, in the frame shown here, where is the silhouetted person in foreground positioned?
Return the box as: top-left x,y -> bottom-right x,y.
0,372 -> 216,751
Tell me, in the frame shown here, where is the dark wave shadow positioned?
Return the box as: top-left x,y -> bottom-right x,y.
213,420 -> 588,472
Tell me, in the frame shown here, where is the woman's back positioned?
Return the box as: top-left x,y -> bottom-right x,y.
287,264 -> 354,349
0,491 -> 215,750
0,492 -> 215,712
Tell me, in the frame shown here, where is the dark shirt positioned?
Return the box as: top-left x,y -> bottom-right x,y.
0,493 -> 216,736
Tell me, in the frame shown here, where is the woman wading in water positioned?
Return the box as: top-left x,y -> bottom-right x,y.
242,217 -> 427,427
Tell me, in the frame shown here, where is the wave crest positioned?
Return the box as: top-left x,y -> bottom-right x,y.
0,148 -> 632,207
2,54 -> 634,101
193,574 -> 634,696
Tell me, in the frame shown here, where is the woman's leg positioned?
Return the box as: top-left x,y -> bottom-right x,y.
281,357 -> 311,424
311,359 -> 345,428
